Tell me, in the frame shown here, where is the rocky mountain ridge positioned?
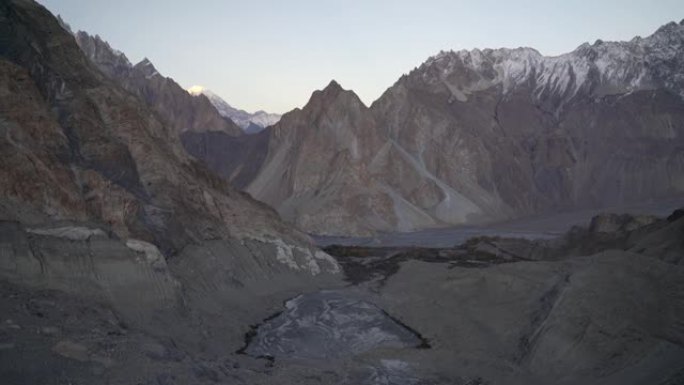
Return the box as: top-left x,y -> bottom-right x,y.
73,31 -> 243,137
413,19 -> 684,110
239,20 -> 684,235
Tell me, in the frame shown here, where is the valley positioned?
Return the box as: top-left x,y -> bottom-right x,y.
1,1 -> 683,384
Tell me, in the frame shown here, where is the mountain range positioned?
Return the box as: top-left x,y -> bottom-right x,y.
234,20 -> 684,235
67,14 -> 684,237
2,2 -> 684,384
72,27 -> 281,136
72,31 -> 243,138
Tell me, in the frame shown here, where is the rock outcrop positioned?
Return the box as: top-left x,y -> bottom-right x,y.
322,209 -> 684,384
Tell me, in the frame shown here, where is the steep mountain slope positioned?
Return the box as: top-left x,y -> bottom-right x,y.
0,0 -> 339,369
188,85 -> 281,133
245,21 -> 684,236
180,128 -> 270,189
247,81 -> 401,235
73,31 -> 274,187
73,31 -> 242,137
1,13 -> 302,253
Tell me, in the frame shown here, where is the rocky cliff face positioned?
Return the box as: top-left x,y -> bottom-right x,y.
73,31 -> 242,137
1,7 -> 302,253
244,21 -> 684,236
247,81 -> 397,235
180,128 -> 270,189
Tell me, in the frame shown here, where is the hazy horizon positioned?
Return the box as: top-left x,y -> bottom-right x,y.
40,0 -> 684,114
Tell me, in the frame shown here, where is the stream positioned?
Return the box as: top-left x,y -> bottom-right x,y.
240,290 -> 429,361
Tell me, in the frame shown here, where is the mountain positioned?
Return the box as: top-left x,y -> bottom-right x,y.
0,0 -> 339,378
73,31 -> 243,137
73,31 -> 276,186
238,21 -> 684,236
3,3 -> 684,384
247,81 -> 392,235
188,85 -> 281,133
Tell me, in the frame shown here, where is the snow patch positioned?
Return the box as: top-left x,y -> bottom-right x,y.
26,226 -> 106,241
419,22 -> 684,104
257,238 -> 340,275
186,86 -> 281,130
125,239 -> 164,263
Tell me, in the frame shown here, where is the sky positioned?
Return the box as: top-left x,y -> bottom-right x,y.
40,0 -> 684,114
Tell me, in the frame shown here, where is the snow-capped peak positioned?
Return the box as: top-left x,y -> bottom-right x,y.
186,86 -> 281,132
414,20 -> 684,106
187,85 -> 205,96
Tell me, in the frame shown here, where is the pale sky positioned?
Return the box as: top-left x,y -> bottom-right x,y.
40,0 -> 683,114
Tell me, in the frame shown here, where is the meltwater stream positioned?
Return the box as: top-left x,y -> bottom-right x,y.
240,290 -> 428,361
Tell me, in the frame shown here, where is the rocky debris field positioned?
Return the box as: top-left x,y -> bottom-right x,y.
1,209 -> 684,384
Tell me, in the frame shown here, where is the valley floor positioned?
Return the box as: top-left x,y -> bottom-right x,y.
2,208 -> 684,385
313,197 -> 684,247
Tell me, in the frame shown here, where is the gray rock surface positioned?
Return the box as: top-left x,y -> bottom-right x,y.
1,207 -> 683,384
180,128 -> 270,189
321,211 -> 684,384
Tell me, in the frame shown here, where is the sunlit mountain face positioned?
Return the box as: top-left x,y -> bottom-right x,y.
187,84 -> 281,133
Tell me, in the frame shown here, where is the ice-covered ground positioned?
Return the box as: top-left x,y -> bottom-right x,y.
242,290 -> 426,361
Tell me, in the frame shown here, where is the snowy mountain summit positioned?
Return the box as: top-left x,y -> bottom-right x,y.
415,19 -> 684,109
188,86 -> 281,133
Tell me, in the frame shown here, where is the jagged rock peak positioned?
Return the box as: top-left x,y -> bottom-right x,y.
135,57 -> 154,67
133,57 -> 160,78
73,31 -> 133,82
56,14 -> 72,33
403,19 -> 684,107
72,30 -> 242,136
656,20 -> 684,34
243,19 -> 684,237
306,79 -> 366,109
76,31 -> 131,57
324,79 -> 343,92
